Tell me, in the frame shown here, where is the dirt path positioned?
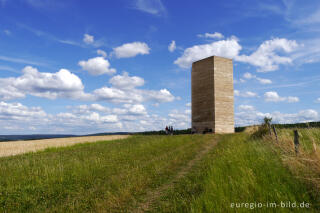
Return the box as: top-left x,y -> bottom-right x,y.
134,136 -> 219,212
0,135 -> 129,157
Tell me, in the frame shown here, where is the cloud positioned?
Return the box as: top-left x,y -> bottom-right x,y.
264,91 -> 285,102
0,101 -> 46,120
79,57 -> 116,75
264,91 -> 299,103
17,23 -> 83,48
186,102 -> 191,107
0,97 -> 186,134
174,37 -> 241,68
144,89 -> 175,103
0,101 -> 49,133
109,72 -> 144,89
2,100 -> 316,134
168,40 -> 176,52
0,55 -> 47,67
197,32 -> 224,39
316,98 -> 320,103
69,104 -> 111,114
61,103 -> 151,133
241,72 -> 272,84
234,90 -> 258,98
0,66 -> 175,106
236,38 -> 298,72
113,42 -> 150,58
93,87 -> 175,104
238,105 -> 255,111
0,80 -> 27,100
97,49 -> 107,57
298,9 -> 320,25
133,0 -> 166,16
89,72 -> 175,104
243,72 -> 255,79
175,37 -> 298,72
287,96 -> 300,103
88,71 -> 176,104
93,87 -> 141,103
282,0 -> 320,27
235,108 -> 318,126
58,39 -> 83,47
167,108 -> 191,129
123,104 -> 147,115
83,34 -> 94,44
81,112 -> 118,123
256,77 -> 272,84
0,65 -> 19,73
0,66 -> 88,100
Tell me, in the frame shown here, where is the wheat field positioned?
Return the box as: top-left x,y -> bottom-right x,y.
0,135 -> 129,157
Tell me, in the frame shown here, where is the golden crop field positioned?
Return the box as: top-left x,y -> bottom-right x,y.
0,135 -> 129,157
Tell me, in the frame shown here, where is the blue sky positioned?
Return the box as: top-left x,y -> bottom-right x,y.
0,0 -> 319,134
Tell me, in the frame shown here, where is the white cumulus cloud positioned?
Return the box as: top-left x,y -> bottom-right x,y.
0,101 -> 46,119
144,89 -> 175,103
113,42 -> 150,58
236,38 -> 298,72
175,37 -> 298,72
174,37 -> 242,68
264,91 -> 299,103
109,72 -> 144,89
242,72 -> 272,84
79,57 -> 116,75
0,66 -> 88,100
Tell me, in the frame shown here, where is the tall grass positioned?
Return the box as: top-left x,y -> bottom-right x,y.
266,128 -> 320,192
0,135 -> 215,212
154,133 -> 319,212
1,132 -> 319,212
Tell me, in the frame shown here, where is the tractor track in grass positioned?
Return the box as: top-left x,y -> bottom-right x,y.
133,135 -> 220,212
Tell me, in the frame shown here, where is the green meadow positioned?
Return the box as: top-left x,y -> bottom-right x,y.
0,131 -> 319,212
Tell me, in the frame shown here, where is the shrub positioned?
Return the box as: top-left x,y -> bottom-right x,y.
251,117 -> 272,139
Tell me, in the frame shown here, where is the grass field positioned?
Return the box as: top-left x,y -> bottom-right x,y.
0,132 -> 319,212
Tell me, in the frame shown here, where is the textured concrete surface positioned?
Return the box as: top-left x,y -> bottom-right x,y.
191,56 -> 234,133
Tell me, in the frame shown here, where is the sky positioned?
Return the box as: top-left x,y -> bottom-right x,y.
0,0 -> 320,134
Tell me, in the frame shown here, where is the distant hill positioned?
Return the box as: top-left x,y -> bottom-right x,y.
0,134 -> 75,142
86,132 -> 132,136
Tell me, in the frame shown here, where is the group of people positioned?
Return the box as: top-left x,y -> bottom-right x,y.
165,126 -> 174,135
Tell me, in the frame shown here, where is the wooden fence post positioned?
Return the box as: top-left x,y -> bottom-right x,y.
294,130 -> 299,154
268,124 -> 272,136
272,125 -> 278,141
